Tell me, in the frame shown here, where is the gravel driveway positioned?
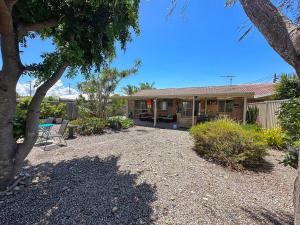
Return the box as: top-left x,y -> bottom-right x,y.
0,126 -> 296,225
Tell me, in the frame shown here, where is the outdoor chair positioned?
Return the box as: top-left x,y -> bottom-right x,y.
158,113 -> 175,123
48,120 -> 69,147
45,117 -> 54,124
38,120 -> 69,150
55,118 -> 63,124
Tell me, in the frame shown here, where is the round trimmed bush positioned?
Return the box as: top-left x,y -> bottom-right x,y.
189,119 -> 268,169
72,117 -> 108,135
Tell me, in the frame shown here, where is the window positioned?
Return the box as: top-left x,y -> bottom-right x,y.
135,100 -> 147,113
180,101 -> 193,117
218,100 -> 233,113
207,99 -> 217,105
159,101 -> 168,111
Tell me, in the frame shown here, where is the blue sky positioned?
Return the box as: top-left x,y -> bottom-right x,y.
14,0 -> 294,94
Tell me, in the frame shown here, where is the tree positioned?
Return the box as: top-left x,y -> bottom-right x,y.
122,82 -> 155,95
122,84 -> 139,95
139,82 -> 156,90
78,61 -> 141,118
275,73 -> 300,100
0,0 -> 140,191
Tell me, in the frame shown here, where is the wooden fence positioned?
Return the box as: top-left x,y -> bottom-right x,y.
248,99 -> 288,129
48,101 -> 78,120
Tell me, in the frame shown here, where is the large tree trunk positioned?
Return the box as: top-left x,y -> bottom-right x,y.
295,166 -> 300,224
238,1 -> 300,224
0,72 -> 18,191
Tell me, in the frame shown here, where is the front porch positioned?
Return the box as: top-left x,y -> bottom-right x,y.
133,119 -> 177,129
128,95 -> 249,128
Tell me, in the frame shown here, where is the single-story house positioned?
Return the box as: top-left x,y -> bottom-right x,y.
123,83 -> 275,128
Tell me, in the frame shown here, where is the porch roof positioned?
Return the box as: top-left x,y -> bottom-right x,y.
122,83 -> 274,99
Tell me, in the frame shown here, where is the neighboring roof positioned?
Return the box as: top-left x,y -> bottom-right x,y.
127,83 -> 275,99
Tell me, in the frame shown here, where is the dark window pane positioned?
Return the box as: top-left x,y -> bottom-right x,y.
226,100 -> 233,112
219,100 -> 225,112
159,101 -> 168,111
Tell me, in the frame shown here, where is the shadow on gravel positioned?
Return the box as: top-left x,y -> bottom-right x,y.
193,150 -> 275,173
241,206 -> 293,225
243,159 -> 275,173
0,156 -> 156,225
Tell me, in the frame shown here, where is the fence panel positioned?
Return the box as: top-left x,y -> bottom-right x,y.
248,99 -> 288,129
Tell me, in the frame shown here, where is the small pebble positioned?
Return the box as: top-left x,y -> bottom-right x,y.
112,207 -> 118,213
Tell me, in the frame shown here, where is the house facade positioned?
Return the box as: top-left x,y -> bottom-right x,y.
124,83 -> 275,128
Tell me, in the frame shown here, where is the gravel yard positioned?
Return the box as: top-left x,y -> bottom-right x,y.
0,126 -> 297,225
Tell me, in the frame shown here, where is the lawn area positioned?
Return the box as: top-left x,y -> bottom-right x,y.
0,126 -> 296,225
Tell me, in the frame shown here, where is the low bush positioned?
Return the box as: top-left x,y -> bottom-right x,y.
281,143 -> 299,169
13,104 -> 27,139
278,98 -> 300,168
71,117 -> 108,135
40,102 -> 66,119
108,116 -> 134,129
189,119 -> 268,169
241,124 -> 262,132
262,127 -> 287,150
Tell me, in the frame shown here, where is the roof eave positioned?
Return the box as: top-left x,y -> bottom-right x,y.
119,92 -> 255,99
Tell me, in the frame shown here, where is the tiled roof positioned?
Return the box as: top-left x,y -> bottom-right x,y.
131,83 -> 275,99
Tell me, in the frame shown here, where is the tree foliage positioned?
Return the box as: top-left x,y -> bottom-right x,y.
274,73 -> 300,99
15,0 -> 140,79
78,60 -> 141,118
122,82 -> 155,95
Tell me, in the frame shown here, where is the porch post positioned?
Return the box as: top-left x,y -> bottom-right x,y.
205,98 -> 207,114
243,97 -> 247,124
192,96 -> 195,126
154,98 -> 157,127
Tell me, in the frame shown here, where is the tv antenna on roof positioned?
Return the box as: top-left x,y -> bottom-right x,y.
220,75 -> 236,86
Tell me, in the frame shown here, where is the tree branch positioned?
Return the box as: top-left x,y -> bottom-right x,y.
239,0 -> 300,68
4,0 -> 17,11
15,63 -> 68,164
0,0 -> 13,35
17,19 -> 58,40
0,0 -> 22,78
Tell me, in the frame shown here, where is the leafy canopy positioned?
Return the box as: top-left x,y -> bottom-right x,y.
15,0 -> 140,81
122,82 -> 155,95
275,73 -> 300,100
77,60 -> 141,117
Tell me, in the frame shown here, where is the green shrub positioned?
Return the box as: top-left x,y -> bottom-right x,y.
274,73 -> 300,100
278,98 -> 300,168
246,106 -> 259,124
189,119 -> 268,170
281,144 -> 299,169
40,102 -> 66,119
241,124 -> 262,132
278,98 -> 300,142
71,117 -> 108,135
13,104 -> 27,139
108,116 -> 134,129
262,127 -> 287,150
